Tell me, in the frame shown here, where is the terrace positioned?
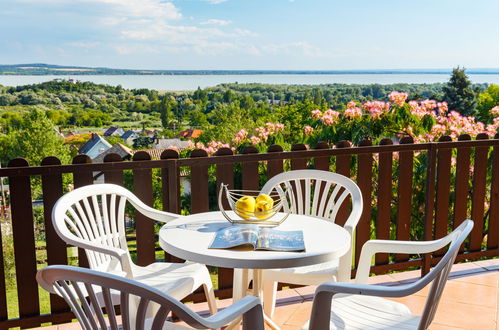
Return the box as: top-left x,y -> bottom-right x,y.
0,134 -> 498,329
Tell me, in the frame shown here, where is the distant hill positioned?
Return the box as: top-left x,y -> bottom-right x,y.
1,63 -> 499,75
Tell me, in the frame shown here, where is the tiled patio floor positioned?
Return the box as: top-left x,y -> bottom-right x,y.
35,259 -> 499,330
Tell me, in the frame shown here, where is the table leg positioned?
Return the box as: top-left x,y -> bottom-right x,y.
227,269 -> 279,330
226,269 -> 251,330
252,269 -> 280,330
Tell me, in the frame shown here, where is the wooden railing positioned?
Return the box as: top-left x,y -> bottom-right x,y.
1,134 -> 499,328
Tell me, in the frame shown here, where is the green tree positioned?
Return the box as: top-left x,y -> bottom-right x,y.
6,109 -> 71,165
442,67 -> 478,116
477,84 -> 499,123
132,136 -> 154,149
160,95 -> 173,130
188,109 -> 210,127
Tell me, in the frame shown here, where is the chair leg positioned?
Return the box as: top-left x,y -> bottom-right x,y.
262,279 -> 278,318
203,282 -> 218,315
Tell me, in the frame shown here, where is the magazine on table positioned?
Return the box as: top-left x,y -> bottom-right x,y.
209,224 -> 305,252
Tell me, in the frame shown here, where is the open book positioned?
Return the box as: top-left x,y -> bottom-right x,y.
209,225 -> 305,252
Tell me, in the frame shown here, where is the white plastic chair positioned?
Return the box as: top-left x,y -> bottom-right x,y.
52,183 -> 217,315
303,219 -> 474,330
260,169 -> 363,317
37,265 -> 264,330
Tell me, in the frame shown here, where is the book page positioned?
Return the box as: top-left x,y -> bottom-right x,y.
257,228 -> 305,252
209,225 -> 259,249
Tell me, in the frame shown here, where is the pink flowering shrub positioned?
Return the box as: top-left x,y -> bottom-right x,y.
388,91 -> 408,107
491,106 -> 499,116
190,91 -> 496,156
303,91 -> 497,146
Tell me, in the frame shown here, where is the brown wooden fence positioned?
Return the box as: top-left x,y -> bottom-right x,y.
1,134 -> 499,328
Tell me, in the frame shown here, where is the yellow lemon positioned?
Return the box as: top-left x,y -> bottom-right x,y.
235,195 -> 256,219
256,193 -> 274,208
254,200 -> 273,219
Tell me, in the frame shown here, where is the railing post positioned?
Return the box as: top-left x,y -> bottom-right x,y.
161,150 -> 180,214
434,136 -> 453,256
103,153 -> 124,185
375,138 -> 393,266
41,156 -> 70,322
335,141 -> 352,227
453,134 -> 471,252
7,158 -> 40,328
267,145 -> 284,179
241,146 -> 259,190
313,141 -> 330,171
161,150 -> 181,263
291,143 -> 307,170
470,133 -> 489,252
190,149 -> 210,214
395,137 -> 414,262
133,151 -> 155,266
422,142 -> 437,275
355,140 -> 373,269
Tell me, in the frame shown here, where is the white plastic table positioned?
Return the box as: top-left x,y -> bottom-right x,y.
158,211 -> 350,329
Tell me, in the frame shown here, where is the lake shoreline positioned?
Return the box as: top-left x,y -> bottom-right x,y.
1,73 -> 499,91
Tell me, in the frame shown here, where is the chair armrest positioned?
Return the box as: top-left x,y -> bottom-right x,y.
202,296 -> 263,328
355,235 -> 455,284
316,281 -> 417,298
126,194 -> 183,223
172,296 -> 263,329
64,237 -> 133,276
308,281 -> 419,330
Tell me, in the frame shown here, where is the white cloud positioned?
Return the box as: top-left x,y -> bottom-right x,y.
204,0 -> 229,4
200,19 -> 232,26
92,0 -> 181,20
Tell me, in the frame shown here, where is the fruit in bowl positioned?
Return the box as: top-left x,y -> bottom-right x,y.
218,184 -> 289,226
254,200 -> 274,219
235,195 -> 256,219
256,193 -> 274,206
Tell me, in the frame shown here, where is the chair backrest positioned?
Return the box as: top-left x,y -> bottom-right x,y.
52,184 -> 143,276
37,265 -> 263,330
260,169 -> 363,228
413,220 -> 474,329
308,220 -> 473,330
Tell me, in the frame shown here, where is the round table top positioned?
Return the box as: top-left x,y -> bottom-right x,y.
158,211 -> 350,269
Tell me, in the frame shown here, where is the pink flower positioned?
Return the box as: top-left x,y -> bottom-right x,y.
303,125 -> 314,135
490,106 -> 499,116
320,110 -> 340,125
311,109 -> 323,119
388,91 -> 408,107
363,101 -> 388,120
420,99 -> 437,111
437,102 -> 448,115
232,129 -> 248,144
250,135 -> 261,145
344,106 -> 363,119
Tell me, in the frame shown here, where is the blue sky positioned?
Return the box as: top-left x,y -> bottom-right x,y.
0,0 -> 498,70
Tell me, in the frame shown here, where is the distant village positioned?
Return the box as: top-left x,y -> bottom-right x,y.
70,126 -> 202,162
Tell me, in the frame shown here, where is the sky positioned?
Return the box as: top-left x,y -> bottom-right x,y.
0,0 -> 498,70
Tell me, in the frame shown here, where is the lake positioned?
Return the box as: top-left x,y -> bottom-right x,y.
1,74 -> 499,91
